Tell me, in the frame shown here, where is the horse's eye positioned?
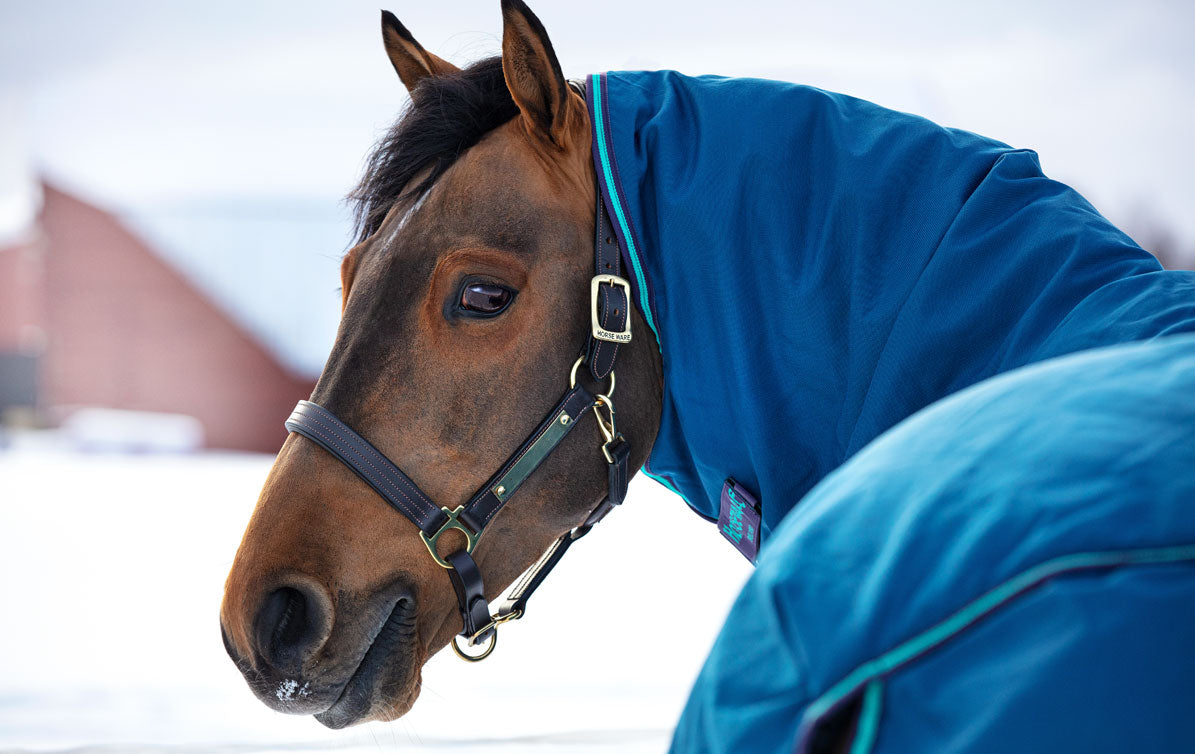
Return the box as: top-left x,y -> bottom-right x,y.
458,282 -> 514,316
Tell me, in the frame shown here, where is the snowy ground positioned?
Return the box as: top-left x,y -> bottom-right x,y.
0,440 -> 752,753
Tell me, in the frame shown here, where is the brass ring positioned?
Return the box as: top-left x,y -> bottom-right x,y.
451,630 -> 497,662
568,355 -> 616,396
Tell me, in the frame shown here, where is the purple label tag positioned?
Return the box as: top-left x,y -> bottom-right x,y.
719,478 -> 761,563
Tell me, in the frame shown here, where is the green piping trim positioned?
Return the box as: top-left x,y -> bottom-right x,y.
805,543 -> 1195,725
848,681 -> 883,754
590,74 -> 661,346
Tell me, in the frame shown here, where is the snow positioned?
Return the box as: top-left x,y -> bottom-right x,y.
275,680 -> 311,702
0,442 -> 752,752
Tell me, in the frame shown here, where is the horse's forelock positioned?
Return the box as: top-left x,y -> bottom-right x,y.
349,56 -> 520,244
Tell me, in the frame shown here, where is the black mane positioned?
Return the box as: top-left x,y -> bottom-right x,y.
349,56 -> 520,243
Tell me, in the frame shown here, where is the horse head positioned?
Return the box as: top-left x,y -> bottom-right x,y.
220,0 -> 662,729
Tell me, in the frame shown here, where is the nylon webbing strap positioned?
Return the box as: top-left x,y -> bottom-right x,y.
494,431 -> 632,623
497,531 -> 578,620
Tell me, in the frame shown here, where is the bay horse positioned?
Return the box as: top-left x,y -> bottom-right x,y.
223,1 -> 664,730
222,1 -> 1195,749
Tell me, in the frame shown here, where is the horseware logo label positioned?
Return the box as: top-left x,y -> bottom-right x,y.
723,491 -> 746,542
595,329 -> 632,342
719,479 -> 761,563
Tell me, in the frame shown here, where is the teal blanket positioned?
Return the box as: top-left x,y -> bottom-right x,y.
584,70 -> 1195,751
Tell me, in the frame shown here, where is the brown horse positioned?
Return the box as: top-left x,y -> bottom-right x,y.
219,1 -> 1195,748
221,0 -> 663,730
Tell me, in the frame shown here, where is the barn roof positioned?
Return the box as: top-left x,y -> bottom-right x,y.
123,196 -> 345,379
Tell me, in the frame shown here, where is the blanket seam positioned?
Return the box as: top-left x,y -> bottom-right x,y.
792,542 -> 1195,752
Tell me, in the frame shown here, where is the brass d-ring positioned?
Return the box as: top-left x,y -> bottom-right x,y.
451,630 -> 497,662
568,355 -> 615,396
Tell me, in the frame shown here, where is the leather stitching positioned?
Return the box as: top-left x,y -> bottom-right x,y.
470,392 -> 593,526
294,410 -> 424,517
291,408 -> 428,524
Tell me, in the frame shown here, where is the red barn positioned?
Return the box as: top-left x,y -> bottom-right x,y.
0,183 -> 316,452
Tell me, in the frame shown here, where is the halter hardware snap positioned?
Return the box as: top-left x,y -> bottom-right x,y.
450,608 -> 522,662
594,394 -> 625,464
474,609 -> 522,642
420,505 -> 480,569
590,274 -> 632,343
594,394 -> 617,442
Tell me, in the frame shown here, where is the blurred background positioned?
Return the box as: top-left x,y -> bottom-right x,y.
0,0 -> 1191,751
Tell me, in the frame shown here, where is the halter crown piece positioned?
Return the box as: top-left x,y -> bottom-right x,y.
284,82 -> 633,661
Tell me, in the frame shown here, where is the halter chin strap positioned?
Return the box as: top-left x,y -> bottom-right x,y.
283,151 -> 635,661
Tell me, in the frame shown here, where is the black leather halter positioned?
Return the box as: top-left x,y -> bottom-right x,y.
283,93 -> 634,661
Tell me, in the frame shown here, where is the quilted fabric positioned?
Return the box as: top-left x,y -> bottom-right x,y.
584,70 -> 1195,752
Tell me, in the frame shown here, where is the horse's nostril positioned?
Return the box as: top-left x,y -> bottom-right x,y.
253,584 -> 326,673
265,587 -> 307,648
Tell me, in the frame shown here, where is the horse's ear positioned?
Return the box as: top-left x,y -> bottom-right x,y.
381,10 -> 460,92
500,0 -> 580,147
339,241 -> 365,311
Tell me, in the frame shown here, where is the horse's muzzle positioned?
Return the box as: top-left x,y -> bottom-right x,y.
221,576 -> 420,725
315,595 -> 419,728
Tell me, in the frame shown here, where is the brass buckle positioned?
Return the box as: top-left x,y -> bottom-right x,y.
590,275 -> 632,344
420,505 -> 480,569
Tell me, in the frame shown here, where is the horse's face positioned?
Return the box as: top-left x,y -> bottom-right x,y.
220,1 -> 660,730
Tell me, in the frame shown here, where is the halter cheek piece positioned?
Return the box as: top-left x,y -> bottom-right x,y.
284,84 -> 634,662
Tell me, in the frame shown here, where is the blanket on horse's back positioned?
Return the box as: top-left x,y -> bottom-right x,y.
677,335 -> 1195,753
583,70 -> 1195,751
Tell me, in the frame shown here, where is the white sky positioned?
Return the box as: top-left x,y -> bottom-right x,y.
2,0 -> 1192,238
1,0 -> 1192,375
